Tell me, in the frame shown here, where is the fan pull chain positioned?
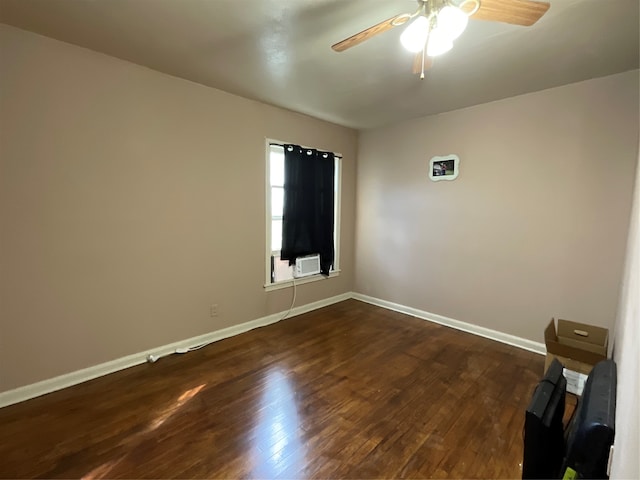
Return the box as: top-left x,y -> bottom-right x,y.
421,25 -> 432,80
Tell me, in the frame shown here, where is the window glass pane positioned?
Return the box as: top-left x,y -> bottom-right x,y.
270,150 -> 284,186
271,219 -> 282,252
273,252 -> 293,282
271,186 -> 284,217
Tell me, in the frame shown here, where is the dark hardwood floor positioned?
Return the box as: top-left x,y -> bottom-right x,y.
0,299 -> 547,479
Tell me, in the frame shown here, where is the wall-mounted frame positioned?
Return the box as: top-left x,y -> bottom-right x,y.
429,154 -> 459,181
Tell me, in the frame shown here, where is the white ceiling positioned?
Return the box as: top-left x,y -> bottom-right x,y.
0,0 -> 638,130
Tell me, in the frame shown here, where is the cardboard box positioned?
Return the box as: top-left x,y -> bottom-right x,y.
544,318 -> 608,394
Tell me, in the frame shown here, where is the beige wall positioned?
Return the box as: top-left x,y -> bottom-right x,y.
611,141 -> 639,479
356,70 -> 639,343
0,24 -> 357,392
1,18 -> 637,411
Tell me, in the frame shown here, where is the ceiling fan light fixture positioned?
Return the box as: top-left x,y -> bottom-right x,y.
400,15 -> 430,53
436,5 -> 469,40
426,28 -> 453,56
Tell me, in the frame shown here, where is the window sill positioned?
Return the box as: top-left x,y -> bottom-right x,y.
264,270 -> 341,292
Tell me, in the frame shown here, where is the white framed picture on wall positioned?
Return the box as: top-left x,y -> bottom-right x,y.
429,154 -> 459,181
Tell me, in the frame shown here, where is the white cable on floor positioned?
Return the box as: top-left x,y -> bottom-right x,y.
147,277 -> 298,364
281,276 -> 297,321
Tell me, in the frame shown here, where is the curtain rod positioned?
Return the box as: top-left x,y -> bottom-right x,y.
269,142 -> 342,159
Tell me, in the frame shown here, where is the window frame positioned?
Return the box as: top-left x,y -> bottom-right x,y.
264,139 -> 341,290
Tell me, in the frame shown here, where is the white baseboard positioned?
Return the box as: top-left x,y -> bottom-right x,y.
0,292 -> 352,408
351,293 -> 546,356
0,291 -> 543,408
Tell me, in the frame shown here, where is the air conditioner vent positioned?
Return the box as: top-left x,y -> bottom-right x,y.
294,254 -> 321,278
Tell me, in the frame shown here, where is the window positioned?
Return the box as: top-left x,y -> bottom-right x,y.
266,142 -> 341,286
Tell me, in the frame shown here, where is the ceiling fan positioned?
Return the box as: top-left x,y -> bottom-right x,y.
331,0 -> 551,78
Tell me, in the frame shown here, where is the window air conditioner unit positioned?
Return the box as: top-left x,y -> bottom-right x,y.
294,254 -> 321,278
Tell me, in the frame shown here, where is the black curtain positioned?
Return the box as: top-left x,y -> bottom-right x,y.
281,144 -> 335,276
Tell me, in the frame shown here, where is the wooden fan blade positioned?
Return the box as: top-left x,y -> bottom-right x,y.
466,0 -> 550,26
331,14 -> 409,52
412,52 -> 433,75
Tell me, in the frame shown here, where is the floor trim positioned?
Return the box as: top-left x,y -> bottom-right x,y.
1,291 -> 545,408
351,293 -> 546,356
0,292 -> 351,408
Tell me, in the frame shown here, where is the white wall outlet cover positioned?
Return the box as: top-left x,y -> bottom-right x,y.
429,154 -> 459,181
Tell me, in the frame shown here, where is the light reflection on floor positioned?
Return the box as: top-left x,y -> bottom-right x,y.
248,369 -> 306,478
147,383 -> 205,431
81,458 -> 122,480
81,383 -> 206,480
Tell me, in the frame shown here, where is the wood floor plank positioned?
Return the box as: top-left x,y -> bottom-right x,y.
0,299 -> 545,478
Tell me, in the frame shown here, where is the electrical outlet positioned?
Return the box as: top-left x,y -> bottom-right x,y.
210,304 -> 218,317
